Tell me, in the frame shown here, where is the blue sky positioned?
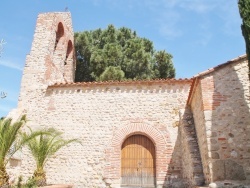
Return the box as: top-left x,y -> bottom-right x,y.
0,0 -> 246,117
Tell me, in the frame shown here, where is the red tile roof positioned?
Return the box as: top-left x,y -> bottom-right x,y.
49,78 -> 192,88
193,54 -> 247,78
49,54 -> 246,89
187,54 -> 247,105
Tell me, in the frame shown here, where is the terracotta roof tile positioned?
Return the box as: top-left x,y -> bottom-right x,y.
49,78 -> 193,87
50,55 -> 247,88
187,54 -> 247,105
193,54 -> 247,78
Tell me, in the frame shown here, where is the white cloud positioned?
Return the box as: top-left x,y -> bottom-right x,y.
144,0 -> 217,40
179,0 -> 217,14
152,8 -> 183,39
0,98 -> 16,117
148,1 -> 181,40
195,32 -> 212,47
0,104 -> 11,113
159,0 -> 240,40
86,0 -> 240,41
149,0 -> 218,13
219,1 -> 242,36
194,19 -> 213,46
0,60 -> 23,71
159,24 -> 182,39
91,0 -> 101,6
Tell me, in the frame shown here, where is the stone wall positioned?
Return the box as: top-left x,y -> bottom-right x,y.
10,81 -> 191,187
189,57 -> 250,185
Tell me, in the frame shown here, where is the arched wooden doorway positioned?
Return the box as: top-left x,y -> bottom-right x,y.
121,134 -> 156,187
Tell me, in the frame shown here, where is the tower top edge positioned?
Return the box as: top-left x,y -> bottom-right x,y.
38,12 -> 71,16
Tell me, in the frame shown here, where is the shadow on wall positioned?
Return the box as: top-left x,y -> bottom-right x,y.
162,59 -> 250,187
163,129 -> 183,187
163,107 -> 205,188
208,61 -> 250,183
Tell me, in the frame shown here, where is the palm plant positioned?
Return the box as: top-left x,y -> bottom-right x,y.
0,115 -> 41,187
24,128 -> 79,186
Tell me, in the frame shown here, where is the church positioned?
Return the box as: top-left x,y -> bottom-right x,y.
7,12 -> 250,188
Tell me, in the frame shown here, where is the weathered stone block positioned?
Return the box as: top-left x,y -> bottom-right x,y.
210,144 -> 220,151
225,160 -> 246,180
211,152 -> 220,159
212,160 -> 246,181
212,160 -> 225,181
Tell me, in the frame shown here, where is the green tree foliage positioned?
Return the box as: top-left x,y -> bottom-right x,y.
153,50 -> 175,78
100,66 -> 125,81
75,25 -> 175,82
238,0 -> 250,77
23,128 -> 80,186
0,115 -> 43,187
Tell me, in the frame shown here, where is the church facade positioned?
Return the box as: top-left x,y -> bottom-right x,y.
7,12 -> 250,188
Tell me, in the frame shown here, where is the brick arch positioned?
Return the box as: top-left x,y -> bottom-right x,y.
52,17 -> 67,67
51,16 -> 75,82
104,123 -> 171,186
51,15 -> 75,58
53,20 -> 74,50
63,39 -> 75,81
52,15 -> 74,46
54,22 -> 64,50
65,40 -> 73,61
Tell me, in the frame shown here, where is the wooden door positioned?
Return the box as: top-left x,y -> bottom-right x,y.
121,134 -> 156,187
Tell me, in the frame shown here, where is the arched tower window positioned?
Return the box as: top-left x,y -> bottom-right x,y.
54,22 -> 64,50
64,40 -> 73,65
63,40 -> 75,81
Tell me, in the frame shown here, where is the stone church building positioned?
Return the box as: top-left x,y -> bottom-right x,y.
7,12 -> 250,188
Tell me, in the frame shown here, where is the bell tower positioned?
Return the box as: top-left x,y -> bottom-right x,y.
18,12 -> 76,109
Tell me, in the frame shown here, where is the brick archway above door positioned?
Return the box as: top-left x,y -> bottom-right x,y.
104,123 -> 171,186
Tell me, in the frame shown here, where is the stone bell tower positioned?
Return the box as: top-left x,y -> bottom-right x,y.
17,12 -> 76,111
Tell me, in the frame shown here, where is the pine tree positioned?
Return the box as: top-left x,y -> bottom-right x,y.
238,0 -> 250,77
75,25 -> 175,82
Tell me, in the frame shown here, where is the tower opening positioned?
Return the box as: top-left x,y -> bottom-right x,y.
54,22 -> 64,50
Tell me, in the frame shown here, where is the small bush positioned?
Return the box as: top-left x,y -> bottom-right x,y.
23,178 -> 37,188
11,176 -> 37,188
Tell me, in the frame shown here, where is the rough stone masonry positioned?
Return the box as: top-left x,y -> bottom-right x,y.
7,12 -> 250,188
